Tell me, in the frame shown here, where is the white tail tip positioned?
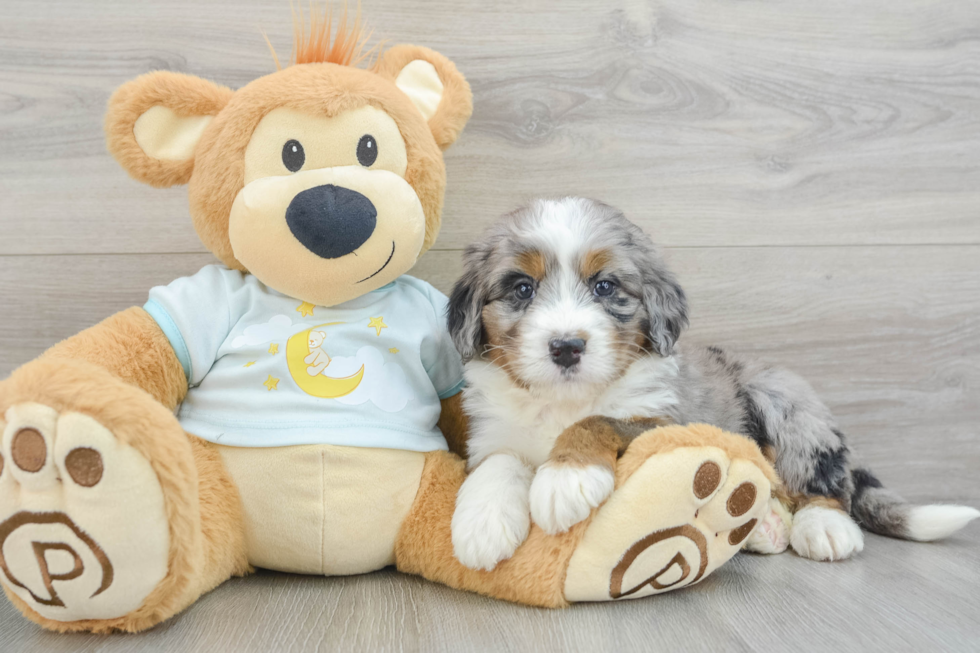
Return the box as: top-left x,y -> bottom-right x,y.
906,505 -> 980,542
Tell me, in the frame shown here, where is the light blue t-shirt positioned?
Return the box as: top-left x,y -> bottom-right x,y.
144,265 -> 464,451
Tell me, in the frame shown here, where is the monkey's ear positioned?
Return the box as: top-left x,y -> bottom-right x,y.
105,71 -> 233,188
375,44 -> 473,150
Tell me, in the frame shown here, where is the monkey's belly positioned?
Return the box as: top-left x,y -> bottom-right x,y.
216,443 -> 425,575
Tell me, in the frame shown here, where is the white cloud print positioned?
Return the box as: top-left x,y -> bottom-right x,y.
232,315 -> 308,348
328,346 -> 414,413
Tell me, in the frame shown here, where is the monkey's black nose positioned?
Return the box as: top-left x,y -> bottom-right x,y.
549,338 -> 586,369
285,184 -> 377,259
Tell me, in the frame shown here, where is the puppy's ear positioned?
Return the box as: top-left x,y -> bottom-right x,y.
601,202 -> 689,357
447,274 -> 485,362
641,268 -> 689,357
105,71 -> 233,187
447,246 -> 491,362
375,44 -> 473,150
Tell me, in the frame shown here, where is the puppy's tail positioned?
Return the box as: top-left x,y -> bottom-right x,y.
850,468 -> 980,541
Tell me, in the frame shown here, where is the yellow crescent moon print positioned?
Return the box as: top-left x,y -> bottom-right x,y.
285,324 -> 365,398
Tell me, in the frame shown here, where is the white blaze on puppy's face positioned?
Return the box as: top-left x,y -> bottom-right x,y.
512,256 -> 620,391
480,199 -> 651,395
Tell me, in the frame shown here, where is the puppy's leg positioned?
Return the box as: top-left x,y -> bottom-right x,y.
786,494 -> 864,562
530,416 -> 668,534
451,453 -> 533,571
741,369 -> 864,561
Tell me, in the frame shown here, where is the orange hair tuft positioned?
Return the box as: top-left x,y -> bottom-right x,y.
262,1 -> 378,69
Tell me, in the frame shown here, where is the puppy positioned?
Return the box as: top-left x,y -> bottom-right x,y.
447,197 -> 978,571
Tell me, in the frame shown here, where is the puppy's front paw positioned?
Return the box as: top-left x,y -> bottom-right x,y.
529,462 -> 615,535
790,505 -> 864,561
451,455 -> 533,571
452,491 -> 530,571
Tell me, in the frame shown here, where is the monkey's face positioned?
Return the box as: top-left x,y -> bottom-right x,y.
229,105 -> 425,306
105,46 -> 472,308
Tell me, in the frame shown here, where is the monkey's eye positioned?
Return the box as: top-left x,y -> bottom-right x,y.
593,280 -> 616,297
282,140 -> 305,172
514,282 -> 535,301
357,134 -> 378,167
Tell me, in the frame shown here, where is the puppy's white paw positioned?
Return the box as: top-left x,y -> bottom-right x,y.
451,455 -> 533,571
453,502 -> 528,571
529,462 -> 615,535
743,500 -> 791,554
790,505 -> 864,561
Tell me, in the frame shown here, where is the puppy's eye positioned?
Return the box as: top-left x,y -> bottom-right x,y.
514,282 -> 535,301
282,139 -> 305,172
357,134 -> 378,167
594,280 -> 616,297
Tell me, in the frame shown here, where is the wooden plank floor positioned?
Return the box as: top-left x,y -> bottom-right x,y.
1,0 -> 978,650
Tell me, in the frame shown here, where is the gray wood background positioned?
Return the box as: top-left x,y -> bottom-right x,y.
1,0 -> 978,650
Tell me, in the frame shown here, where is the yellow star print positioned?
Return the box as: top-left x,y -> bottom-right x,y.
296,302 -> 315,317
388,347 -> 399,354
243,361 -> 256,367
268,343 -> 279,354
263,375 -> 279,391
367,316 -> 388,337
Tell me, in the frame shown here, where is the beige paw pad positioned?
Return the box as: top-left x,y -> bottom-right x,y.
564,446 -> 771,602
0,404 -> 170,621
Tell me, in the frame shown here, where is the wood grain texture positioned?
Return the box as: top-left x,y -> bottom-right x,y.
1,0 -> 978,650
1,0 -> 980,254
1,541 -> 979,653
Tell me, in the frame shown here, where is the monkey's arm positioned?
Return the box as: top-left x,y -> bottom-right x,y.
32,307 -> 188,409
437,393 -> 469,459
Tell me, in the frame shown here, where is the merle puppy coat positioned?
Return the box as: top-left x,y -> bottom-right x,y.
446,197 -> 977,571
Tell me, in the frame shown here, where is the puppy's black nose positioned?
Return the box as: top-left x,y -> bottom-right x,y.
549,338 -> 586,368
285,184 -> 377,259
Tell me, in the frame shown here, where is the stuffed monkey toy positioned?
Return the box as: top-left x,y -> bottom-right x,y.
0,15 -> 777,633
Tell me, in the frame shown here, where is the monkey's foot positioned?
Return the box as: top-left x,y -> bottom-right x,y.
564,425 -> 773,600
0,403 -> 171,623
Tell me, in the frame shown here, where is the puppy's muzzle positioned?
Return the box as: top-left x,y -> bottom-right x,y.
549,337 -> 586,369
285,184 -> 377,259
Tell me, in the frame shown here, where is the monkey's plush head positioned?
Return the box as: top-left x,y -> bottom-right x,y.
105,24 -> 471,306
